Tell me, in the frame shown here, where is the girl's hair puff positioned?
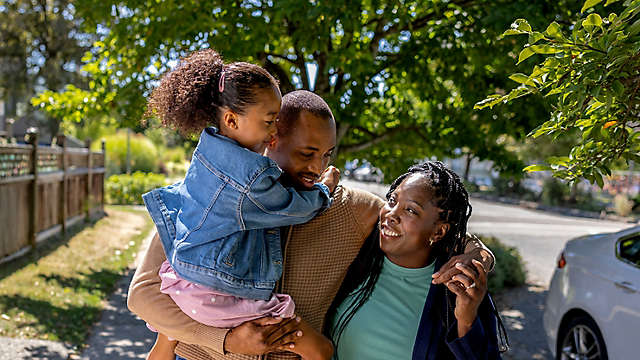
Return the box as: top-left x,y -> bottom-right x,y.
145,49 -> 279,136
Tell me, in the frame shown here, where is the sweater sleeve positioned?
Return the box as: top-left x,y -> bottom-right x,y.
344,186 -> 385,240
464,233 -> 496,272
127,233 -> 229,355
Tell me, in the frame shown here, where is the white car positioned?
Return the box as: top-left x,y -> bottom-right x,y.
543,225 -> 640,360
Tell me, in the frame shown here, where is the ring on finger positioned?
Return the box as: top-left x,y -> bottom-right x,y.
466,282 -> 476,289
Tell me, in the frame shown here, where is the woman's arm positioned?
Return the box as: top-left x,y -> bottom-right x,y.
444,261 -> 500,359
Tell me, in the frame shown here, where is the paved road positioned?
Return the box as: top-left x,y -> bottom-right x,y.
343,179 -> 634,360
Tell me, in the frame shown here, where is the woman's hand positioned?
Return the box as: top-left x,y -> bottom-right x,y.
276,317 -> 334,360
224,315 -> 303,355
444,259 -> 488,338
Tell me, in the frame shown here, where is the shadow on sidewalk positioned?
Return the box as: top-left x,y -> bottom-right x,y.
80,270 -> 154,360
494,284 -> 551,360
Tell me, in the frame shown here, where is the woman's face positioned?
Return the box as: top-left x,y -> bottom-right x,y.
379,173 -> 449,268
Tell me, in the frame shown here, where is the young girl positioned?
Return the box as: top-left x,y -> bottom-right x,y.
141,49 -> 338,360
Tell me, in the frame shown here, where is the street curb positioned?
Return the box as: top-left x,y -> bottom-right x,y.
471,192 -> 639,224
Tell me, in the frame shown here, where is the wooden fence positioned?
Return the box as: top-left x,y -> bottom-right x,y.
0,131 -> 105,263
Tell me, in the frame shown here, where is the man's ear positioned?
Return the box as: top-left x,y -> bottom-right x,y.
432,222 -> 450,244
221,110 -> 238,130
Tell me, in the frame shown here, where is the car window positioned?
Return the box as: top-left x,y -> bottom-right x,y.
618,235 -> 640,268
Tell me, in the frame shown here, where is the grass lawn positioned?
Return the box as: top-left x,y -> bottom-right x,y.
0,206 -> 154,350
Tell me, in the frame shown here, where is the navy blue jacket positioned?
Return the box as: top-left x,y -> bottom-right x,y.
412,257 -> 501,360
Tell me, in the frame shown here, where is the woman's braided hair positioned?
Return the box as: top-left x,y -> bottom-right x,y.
145,49 -> 279,136
325,161 -> 472,356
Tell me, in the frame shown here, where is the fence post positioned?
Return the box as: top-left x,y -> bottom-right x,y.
26,128 -> 39,249
86,138 -> 92,221
58,135 -> 67,237
101,140 -> 106,212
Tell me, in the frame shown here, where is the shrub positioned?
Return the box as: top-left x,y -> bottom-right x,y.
100,131 -> 159,176
613,194 -> 634,217
476,235 -> 527,293
540,177 -> 569,207
106,172 -> 167,205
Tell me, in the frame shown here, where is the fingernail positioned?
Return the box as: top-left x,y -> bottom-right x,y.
296,316 -> 301,322
432,272 -> 439,277
455,262 -> 463,268
296,330 -> 303,337
289,344 -> 295,349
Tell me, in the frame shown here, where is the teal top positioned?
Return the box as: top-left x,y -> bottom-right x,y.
331,257 -> 435,360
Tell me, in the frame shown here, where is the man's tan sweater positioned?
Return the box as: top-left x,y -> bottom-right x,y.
127,185 -> 492,360
128,185 -> 383,359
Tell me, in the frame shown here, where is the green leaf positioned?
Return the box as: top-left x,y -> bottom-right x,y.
581,0 -> 603,13
502,29 -> 527,37
528,31 -> 545,44
511,19 -> 532,33
628,19 -> 640,36
523,164 -> 553,172
509,73 -> 537,87
582,13 -> 603,28
593,170 -> 604,188
623,152 -> 640,162
474,95 -> 505,110
546,156 -> 571,166
530,44 -> 563,54
544,22 -> 564,39
605,0 -> 621,5
517,47 -> 536,64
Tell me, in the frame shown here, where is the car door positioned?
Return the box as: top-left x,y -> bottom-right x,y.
606,234 -> 640,360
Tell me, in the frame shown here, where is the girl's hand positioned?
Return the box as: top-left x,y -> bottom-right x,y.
276,317 -> 334,360
319,166 -> 340,193
445,259 -> 488,338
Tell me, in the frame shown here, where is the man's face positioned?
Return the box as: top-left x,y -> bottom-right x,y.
266,110 -> 337,190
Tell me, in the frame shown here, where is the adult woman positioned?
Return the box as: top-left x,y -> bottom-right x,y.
326,161 -> 503,359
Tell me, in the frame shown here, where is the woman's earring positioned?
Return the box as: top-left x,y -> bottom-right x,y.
429,239 -> 434,246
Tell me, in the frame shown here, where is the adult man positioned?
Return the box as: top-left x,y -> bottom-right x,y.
128,90 -> 493,360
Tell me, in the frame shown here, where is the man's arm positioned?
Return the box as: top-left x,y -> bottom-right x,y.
128,233 -> 304,357
127,233 -> 229,354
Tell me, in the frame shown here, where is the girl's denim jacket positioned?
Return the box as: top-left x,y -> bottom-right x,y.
142,127 -> 331,300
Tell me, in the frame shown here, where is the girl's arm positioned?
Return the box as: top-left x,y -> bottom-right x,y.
241,166 -> 337,230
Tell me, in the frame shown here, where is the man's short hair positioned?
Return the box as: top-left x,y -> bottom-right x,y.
278,90 -> 334,137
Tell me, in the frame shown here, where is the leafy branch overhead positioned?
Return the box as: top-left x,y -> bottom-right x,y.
475,0 -> 640,186
29,0 -> 579,180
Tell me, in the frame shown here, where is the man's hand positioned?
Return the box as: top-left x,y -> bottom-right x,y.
431,248 -> 491,285
224,316 -> 303,355
319,166 -> 340,193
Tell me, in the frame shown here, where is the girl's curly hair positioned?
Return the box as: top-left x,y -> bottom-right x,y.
145,49 -> 279,136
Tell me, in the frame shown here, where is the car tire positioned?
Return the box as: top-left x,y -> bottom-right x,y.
557,315 -> 608,360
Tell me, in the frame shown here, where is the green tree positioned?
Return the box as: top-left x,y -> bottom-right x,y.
0,0 -> 94,136
476,0 -> 640,185
33,0 -> 583,179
